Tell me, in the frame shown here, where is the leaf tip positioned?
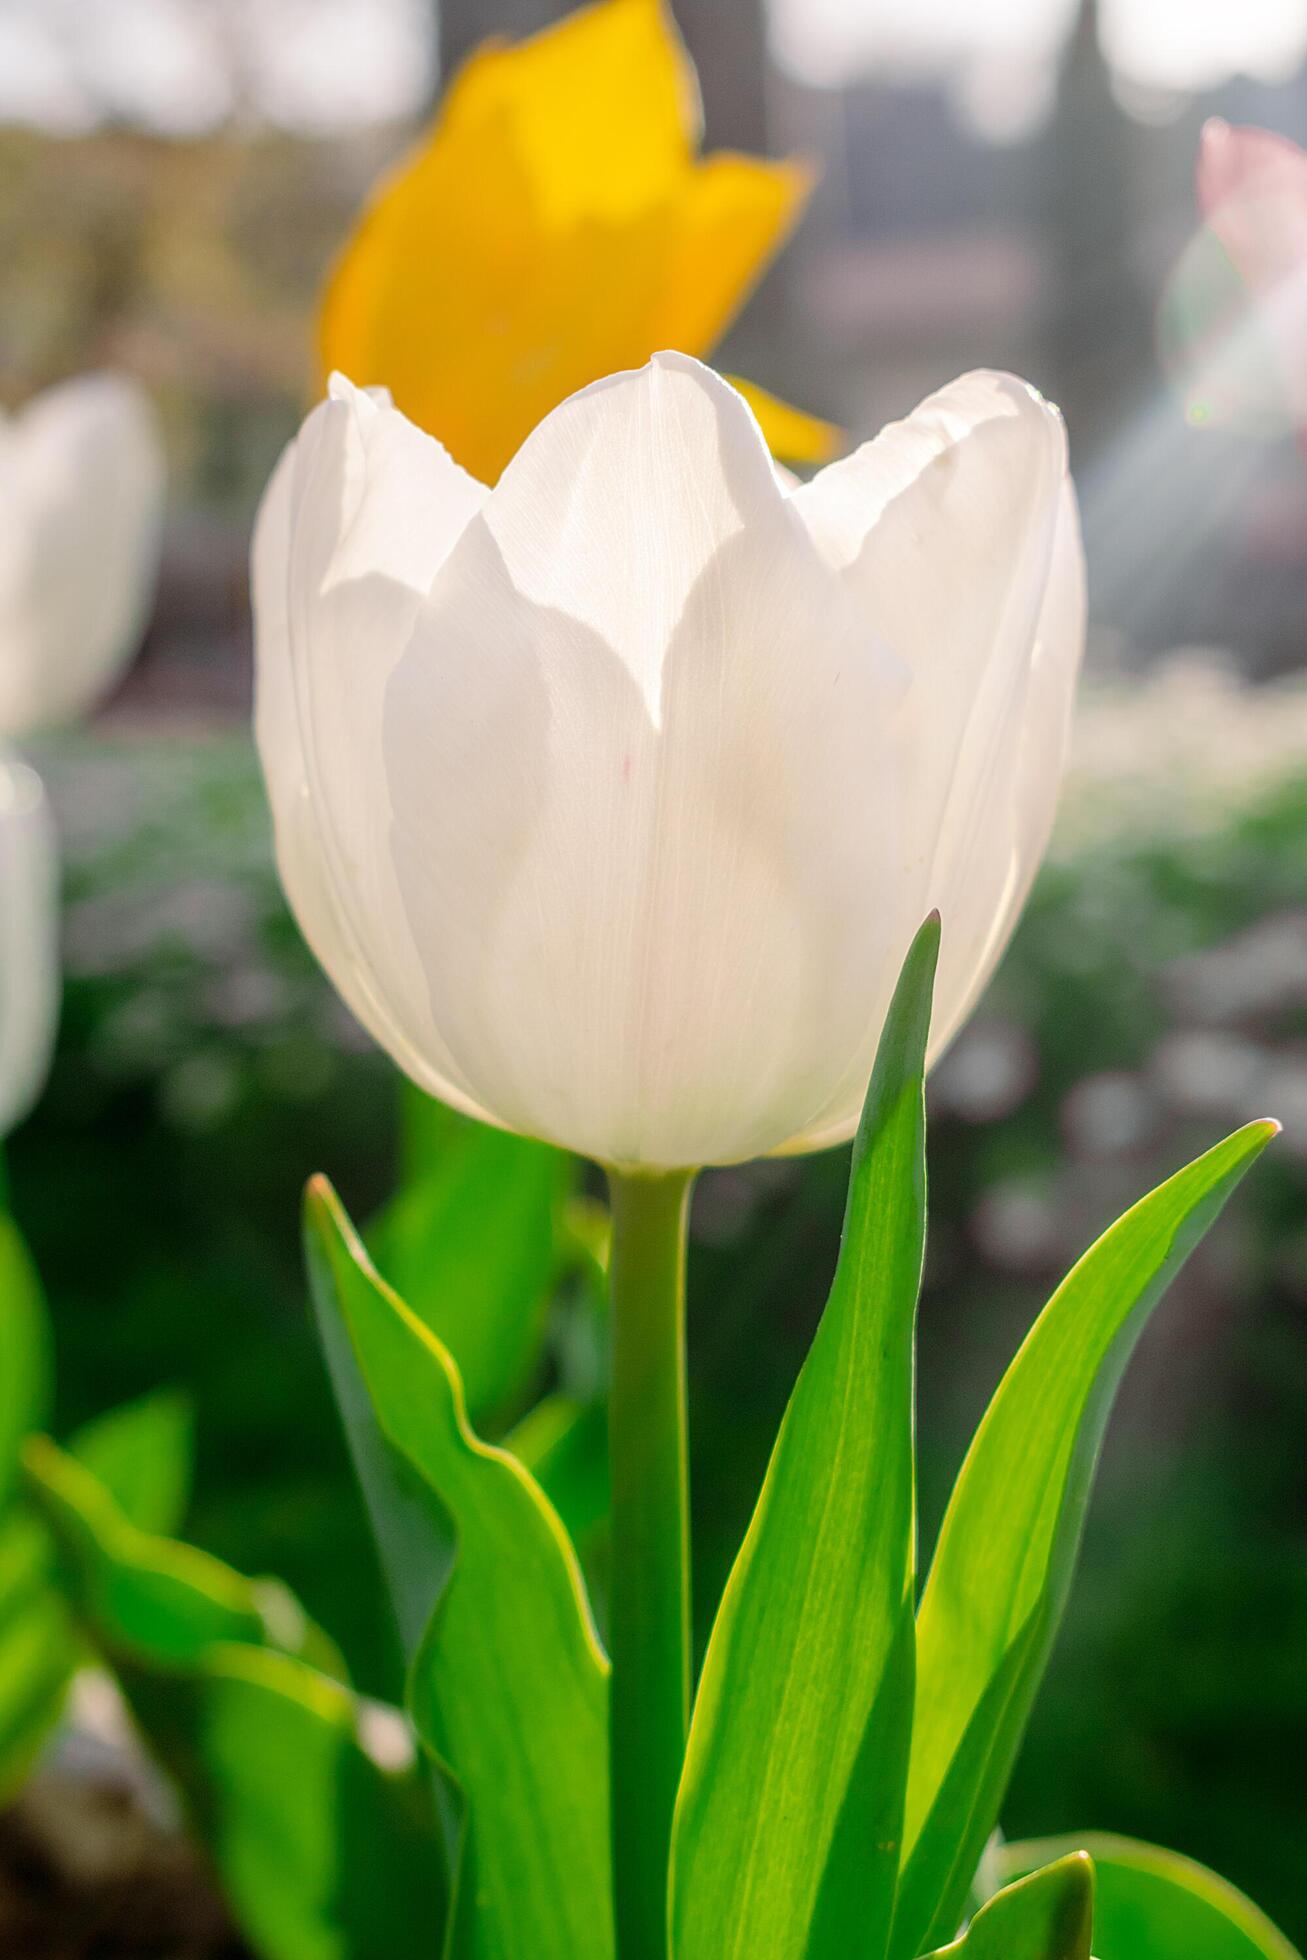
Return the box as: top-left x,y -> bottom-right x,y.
908,910 -> 943,987
303,1172 -> 345,1239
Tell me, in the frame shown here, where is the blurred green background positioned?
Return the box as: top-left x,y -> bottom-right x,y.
2,0 -> 1306,1945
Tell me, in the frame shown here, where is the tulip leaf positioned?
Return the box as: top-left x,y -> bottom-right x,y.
0,1209 -> 68,1796
892,1118 -> 1278,1960
1000,1836 -> 1303,1960
670,916 -> 939,1960
0,1205 -> 50,1509
0,1387 -> 200,1798
370,1093 -> 574,1429
924,1852 -> 1095,1958
507,1391 -> 609,1556
0,1507 -> 73,1802
1,1212 -> 204,1800
68,1388 -> 194,1538
306,1177 -> 613,1960
25,1433 -> 346,1677
25,1432 -> 442,1960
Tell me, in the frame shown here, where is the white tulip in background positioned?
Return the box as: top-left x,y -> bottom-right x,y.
0,373 -> 164,737
253,353 -> 1084,1170
0,753 -> 59,1140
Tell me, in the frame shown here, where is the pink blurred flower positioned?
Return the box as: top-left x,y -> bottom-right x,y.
1192,117 -> 1307,432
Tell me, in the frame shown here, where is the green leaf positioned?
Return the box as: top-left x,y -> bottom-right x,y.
0,1207 -> 50,1509
0,1382 -> 197,1802
25,1433 -> 441,1960
507,1392 -> 609,1554
0,1206 -> 70,1797
893,1119 -> 1278,1960
26,1433 -> 343,1677
1001,1836 -> 1302,1960
306,1177 -> 613,1960
132,1646 -> 445,1960
670,916 -> 939,1960
0,1508 -> 74,1803
69,1389 -> 194,1537
924,1853 -> 1095,1958
369,1100 -> 573,1428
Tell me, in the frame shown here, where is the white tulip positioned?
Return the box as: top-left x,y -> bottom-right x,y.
0,374 -> 164,736
0,754 -> 59,1140
253,354 -> 1083,1170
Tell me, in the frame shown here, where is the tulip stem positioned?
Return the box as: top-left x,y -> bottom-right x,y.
605,1165 -> 695,1960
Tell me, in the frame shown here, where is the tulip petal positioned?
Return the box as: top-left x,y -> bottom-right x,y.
317,0 -> 817,483
0,375 -> 163,736
444,0 -> 697,222
729,375 -> 841,466
318,0 -> 699,483
785,371 -> 1082,1150
382,353 -> 905,1166
652,153 -> 813,352
252,378 -> 499,1125
0,755 -> 59,1140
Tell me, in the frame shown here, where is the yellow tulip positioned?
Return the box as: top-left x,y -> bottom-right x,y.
318,0 -> 837,483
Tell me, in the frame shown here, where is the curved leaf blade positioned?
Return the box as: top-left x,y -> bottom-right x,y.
0,1509 -> 73,1803
68,1389 -> 194,1538
0,1208 -> 69,1794
141,1644 -> 444,1960
1001,1836 -> 1302,1960
671,916 -> 939,1960
894,1119 -> 1278,1959
26,1433 -> 341,1674
0,1207 -> 49,1509
306,1177 -> 613,1960
507,1392 -> 609,1556
25,1433 -> 440,1960
370,1094 -> 572,1428
926,1852 -> 1095,1959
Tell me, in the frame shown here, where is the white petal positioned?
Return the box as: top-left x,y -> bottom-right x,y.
928,475 -> 1085,1053
471,351 -> 801,723
0,753 -> 59,1138
252,377 -> 499,1124
0,375 -> 164,735
783,372 -> 1080,1151
382,355 -> 906,1166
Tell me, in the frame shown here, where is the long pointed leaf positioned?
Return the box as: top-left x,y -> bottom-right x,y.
893,1119 -> 1277,1959
925,1852 -> 1095,1958
306,1178 -> 613,1960
369,1099 -> 573,1429
671,916 -> 939,1960
1001,1835 -> 1302,1960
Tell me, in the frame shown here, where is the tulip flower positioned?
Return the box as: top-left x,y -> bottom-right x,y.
252,354 -> 1083,1173
0,754 -> 59,1140
0,374 -> 164,737
318,0 -> 835,483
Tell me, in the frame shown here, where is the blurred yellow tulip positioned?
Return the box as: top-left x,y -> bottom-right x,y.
318,0 -> 837,483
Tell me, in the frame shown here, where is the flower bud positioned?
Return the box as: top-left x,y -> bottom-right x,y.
0,374 -> 164,736
253,354 -> 1082,1169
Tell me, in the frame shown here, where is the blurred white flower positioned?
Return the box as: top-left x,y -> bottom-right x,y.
0,753 -> 59,1138
0,374 -> 164,735
252,354 -> 1083,1169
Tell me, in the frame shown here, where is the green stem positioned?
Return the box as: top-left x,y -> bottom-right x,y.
606,1165 -> 695,1960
